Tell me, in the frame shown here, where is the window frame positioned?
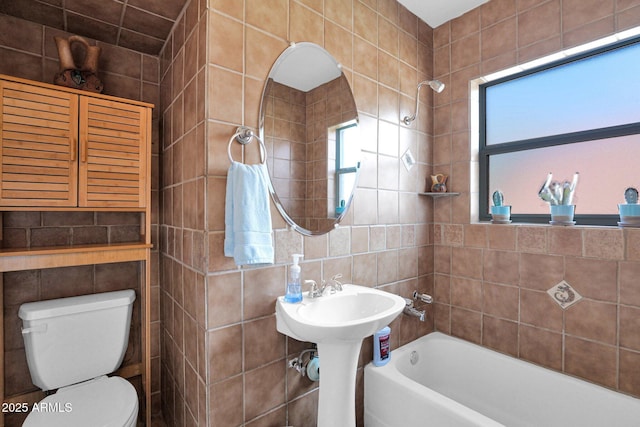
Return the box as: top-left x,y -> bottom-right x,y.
478,35 -> 640,225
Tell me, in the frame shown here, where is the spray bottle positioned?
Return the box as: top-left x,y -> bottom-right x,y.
284,254 -> 304,303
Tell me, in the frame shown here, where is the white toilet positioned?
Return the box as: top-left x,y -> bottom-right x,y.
19,289 -> 139,427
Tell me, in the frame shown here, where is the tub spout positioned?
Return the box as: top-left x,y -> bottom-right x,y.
404,306 -> 426,321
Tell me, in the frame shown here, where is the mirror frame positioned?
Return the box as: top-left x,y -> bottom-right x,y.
259,42 -> 360,236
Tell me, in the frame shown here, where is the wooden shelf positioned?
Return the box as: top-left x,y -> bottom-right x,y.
0,242 -> 152,272
419,192 -> 461,198
0,206 -> 147,212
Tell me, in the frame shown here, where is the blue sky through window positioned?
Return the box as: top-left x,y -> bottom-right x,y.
485,42 -> 640,145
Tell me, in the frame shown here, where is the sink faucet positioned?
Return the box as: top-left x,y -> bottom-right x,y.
306,280 -> 322,298
306,274 -> 344,298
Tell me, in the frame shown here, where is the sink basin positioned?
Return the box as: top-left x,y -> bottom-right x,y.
275,284 -> 406,427
276,284 -> 405,343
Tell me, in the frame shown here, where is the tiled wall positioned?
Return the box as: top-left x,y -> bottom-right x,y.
0,12 -> 163,424
432,0 -> 640,398
6,0 -> 640,425
204,0 -> 437,424
159,0 -> 208,425
160,0 -> 436,425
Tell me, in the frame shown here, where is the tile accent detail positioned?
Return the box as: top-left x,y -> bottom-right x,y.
401,148 -> 416,171
547,280 -> 582,309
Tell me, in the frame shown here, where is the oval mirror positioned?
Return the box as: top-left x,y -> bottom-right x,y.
260,42 -> 361,236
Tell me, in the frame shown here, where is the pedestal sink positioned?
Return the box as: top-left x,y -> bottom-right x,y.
275,284 -> 405,427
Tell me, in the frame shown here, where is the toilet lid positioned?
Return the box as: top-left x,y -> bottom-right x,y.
23,376 -> 138,427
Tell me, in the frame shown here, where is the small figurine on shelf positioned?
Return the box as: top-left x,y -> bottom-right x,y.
490,190 -> 511,224
430,174 -> 448,192
53,35 -> 104,93
618,187 -> 640,227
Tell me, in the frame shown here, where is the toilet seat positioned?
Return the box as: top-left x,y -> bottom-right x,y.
23,376 -> 138,427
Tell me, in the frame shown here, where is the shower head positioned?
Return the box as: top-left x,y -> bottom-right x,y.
427,79 -> 445,93
402,80 -> 446,126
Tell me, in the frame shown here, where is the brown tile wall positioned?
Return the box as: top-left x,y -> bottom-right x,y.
160,0 -> 436,426
159,0 -> 208,426
433,0 -> 640,398
7,0 -> 640,425
0,12 -> 163,424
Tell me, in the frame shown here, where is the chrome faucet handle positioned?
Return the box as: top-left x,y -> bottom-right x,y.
322,278 -> 337,295
330,273 -> 343,291
413,291 -> 433,304
306,280 -> 322,298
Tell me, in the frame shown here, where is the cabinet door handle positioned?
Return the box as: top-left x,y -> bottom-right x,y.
70,137 -> 77,161
81,138 -> 88,163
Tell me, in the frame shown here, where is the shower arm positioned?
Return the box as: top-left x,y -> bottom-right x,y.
401,80 -> 445,126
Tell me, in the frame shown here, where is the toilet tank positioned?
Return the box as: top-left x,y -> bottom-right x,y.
19,290 -> 136,391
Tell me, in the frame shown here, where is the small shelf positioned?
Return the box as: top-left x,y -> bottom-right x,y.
0,242 -> 152,272
419,192 -> 461,198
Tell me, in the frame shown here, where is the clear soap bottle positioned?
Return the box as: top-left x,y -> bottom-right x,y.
284,254 -> 303,303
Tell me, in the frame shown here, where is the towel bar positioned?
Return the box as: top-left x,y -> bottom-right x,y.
228,126 -> 267,164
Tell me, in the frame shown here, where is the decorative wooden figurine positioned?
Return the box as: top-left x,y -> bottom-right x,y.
430,174 -> 448,192
53,35 -> 104,93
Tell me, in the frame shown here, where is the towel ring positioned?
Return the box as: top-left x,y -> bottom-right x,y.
227,126 -> 267,165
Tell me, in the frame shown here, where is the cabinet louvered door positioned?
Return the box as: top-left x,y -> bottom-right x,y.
0,80 -> 78,206
79,97 -> 148,208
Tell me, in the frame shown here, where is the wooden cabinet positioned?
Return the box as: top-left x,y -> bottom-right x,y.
0,80 -> 78,207
0,75 -> 153,426
0,78 -> 149,208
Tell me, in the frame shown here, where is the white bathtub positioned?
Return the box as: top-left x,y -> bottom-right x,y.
365,332 -> 640,427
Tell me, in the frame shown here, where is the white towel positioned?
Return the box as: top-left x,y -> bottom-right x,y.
224,162 -> 274,265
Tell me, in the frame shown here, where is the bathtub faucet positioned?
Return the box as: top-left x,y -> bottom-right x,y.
403,291 -> 433,322
403,298 -> 426,322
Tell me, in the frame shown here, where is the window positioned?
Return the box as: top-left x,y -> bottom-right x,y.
479,35 -> 640,225
333,121 -> 359,217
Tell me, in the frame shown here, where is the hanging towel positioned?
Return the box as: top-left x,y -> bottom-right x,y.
224,162 -> 274,266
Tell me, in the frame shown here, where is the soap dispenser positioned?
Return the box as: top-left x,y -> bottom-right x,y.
284,254 -> 304,303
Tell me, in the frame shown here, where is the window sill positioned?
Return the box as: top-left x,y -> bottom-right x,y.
419,192 -> 461,198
